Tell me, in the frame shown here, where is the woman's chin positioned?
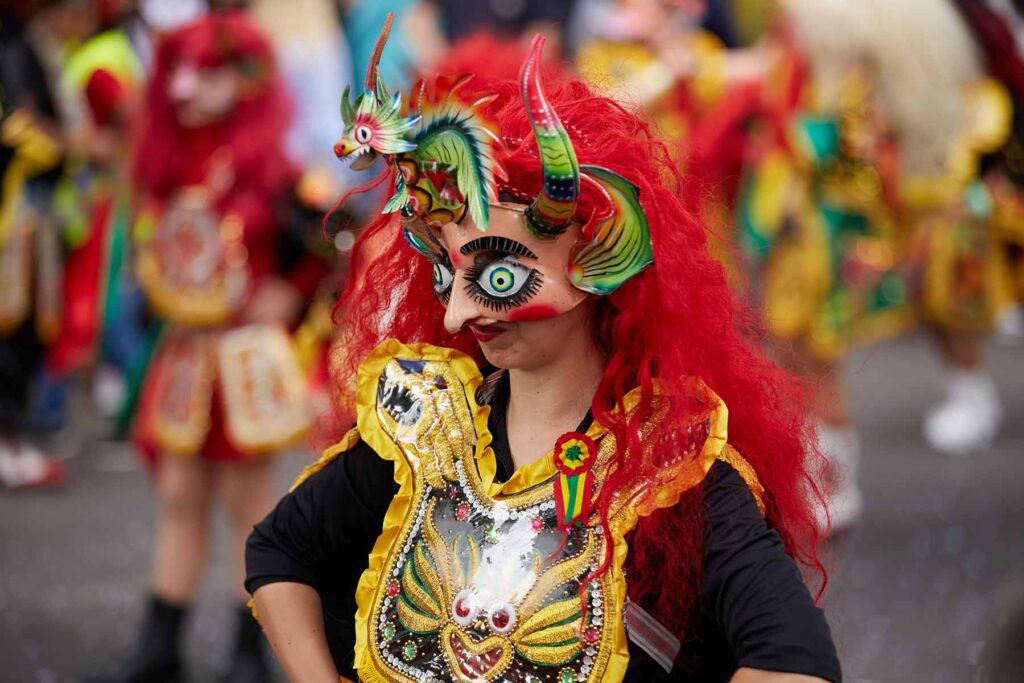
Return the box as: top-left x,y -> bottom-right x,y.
477,343 -> 511,370
476,336 -> 527,371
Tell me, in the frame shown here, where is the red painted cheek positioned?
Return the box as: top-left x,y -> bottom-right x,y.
507,305 -> 560,322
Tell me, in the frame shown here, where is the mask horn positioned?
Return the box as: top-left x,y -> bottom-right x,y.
569,166 -> 654,295
521,34 -> 579,237
366,12 -> 394,100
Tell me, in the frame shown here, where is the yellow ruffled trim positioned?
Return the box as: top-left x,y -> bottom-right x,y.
600,379 -> 763,683
351,340 -> 489,676
247,596 -> 259,622
605,544 -> 631,683
289,427 -> 361,492
719,444 -> 765,515
246,432 -> 363,646
610,377 -> 738,532
487,420 -> 608,497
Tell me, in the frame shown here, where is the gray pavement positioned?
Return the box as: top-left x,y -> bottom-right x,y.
1,334 -> 1022,683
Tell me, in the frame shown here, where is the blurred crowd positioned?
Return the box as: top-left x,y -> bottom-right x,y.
1,0 -> 1022,681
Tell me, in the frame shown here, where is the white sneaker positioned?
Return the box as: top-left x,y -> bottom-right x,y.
92,365 -> 127,419
923,368 -> 1003,457
814,423 -> 864,535
0,439 -> 67,489
995,304 -> 1024,343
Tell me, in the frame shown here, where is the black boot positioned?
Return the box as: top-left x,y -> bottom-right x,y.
222,604 -> 270,683
80,595 -> 185,683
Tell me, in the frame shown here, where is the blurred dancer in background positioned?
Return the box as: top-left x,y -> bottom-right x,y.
0,0 -> 66,489
83,10 -> 312,683
738,0 -> 1011,532
880,2 -> 1010,458
953,0 -> 1024,338
425,0 -> 577,50
48,0 -> 144,426
573,0 -> 764,263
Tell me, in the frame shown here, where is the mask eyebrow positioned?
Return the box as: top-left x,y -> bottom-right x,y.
459,235 -> 537,259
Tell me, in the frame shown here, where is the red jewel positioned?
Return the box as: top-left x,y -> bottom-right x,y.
387,580 -> 400,597
491,609 -> 510,630
455,597 -> 471,619
455,503 -> 471,521
531,517 -> 544,531
583,627 -> 600,644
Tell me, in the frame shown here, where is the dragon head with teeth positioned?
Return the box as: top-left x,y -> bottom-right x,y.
333,13 -> 419,172
334,82 -> 420,172
332,12 -> 504,246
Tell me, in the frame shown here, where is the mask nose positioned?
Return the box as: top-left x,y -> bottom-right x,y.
443,277 -> 485,335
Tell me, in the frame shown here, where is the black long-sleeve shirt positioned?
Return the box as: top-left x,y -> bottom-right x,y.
246,378 -> 841,682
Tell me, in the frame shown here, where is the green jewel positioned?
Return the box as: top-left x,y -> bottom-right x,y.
485,526 -> 501,543
381,622 -> 395,640
559,668 -> 576,683
402,640 -> 417,661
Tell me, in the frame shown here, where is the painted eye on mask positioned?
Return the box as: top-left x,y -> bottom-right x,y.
355,125 -> 372,144
465,257 -> 543,312
432,261 -> 454,304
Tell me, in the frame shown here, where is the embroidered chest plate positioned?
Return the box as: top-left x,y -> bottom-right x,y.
357,347 -> 622,683
136,189 -> 249,327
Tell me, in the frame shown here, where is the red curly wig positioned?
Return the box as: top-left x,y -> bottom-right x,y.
132,10 -> 293,212
330,70 -> 825,647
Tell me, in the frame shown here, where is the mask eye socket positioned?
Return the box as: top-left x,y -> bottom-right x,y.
464,258 -> 542,312
487,602 -> 517,635
432,261 -> 454,304
476,259 -> 531,299
355,125 -> 372,144
451,588 -> 479,627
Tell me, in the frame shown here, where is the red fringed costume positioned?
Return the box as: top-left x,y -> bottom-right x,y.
131,11 -> 313,464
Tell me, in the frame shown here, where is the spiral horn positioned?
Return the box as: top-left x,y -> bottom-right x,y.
365,12 -> 394,102
521,34 -> 579,237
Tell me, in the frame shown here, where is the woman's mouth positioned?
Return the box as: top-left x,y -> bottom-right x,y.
469,324 -> 506,342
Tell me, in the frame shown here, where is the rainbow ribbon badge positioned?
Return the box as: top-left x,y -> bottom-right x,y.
552,432 -> 598,530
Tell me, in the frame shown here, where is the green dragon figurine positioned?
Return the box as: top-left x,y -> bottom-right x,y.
333,13 -> 502,233
334,19 -> 654,296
